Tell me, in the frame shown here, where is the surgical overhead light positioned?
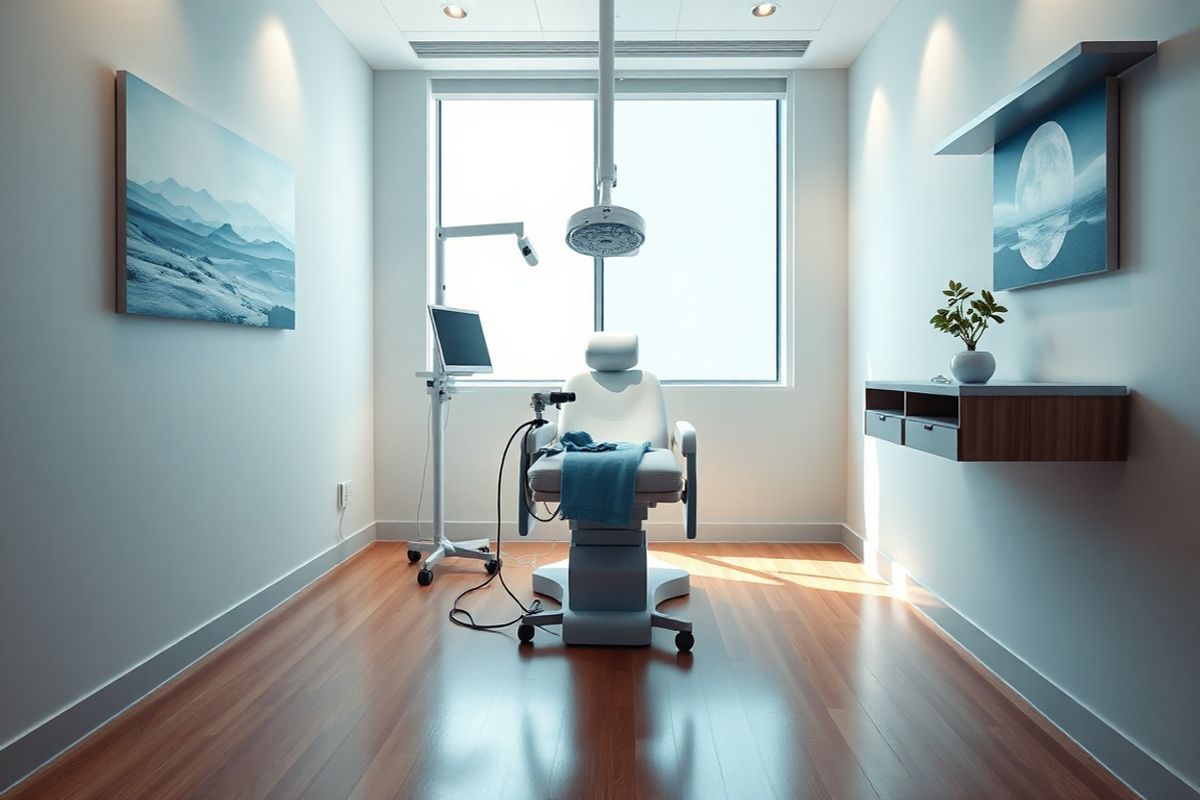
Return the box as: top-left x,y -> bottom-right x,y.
565,0 -> 645,258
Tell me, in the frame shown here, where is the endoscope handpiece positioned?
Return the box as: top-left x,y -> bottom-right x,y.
530,391 -> 577,420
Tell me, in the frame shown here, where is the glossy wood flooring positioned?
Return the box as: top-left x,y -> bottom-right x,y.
7,542 -> 1135,800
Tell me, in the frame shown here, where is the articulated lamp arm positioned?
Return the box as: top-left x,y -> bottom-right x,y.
439,222 -> 523,239
437,223 -> 537,267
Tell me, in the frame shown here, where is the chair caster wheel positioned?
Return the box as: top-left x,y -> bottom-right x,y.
675,631 -> 694,653
518,624 -> 535,643
485,559 -> 499,575
417,569 -> 433,587
407,550 -> 422,563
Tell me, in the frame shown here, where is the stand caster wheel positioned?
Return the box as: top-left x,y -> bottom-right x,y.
675,631 -> 694,653
417,568 -> 433,587
518,624 -> 535,643
485,559 -> 500,575
407,550 -> 421,563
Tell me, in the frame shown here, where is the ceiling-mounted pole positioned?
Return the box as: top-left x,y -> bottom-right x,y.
564,0 -> 645,258
597,0 -> 615,206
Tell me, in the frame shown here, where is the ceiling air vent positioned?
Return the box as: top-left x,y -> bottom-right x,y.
409,40 -> 810,59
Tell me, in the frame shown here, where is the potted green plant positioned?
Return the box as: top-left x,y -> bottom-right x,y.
930,280 -> 1008,383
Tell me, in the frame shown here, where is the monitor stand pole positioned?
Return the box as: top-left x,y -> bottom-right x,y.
405,369 -> 498,586
406,225 -> 513,586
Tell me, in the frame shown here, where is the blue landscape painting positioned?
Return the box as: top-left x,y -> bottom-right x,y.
118,72 -> 295,327
993,81 -> 1115,291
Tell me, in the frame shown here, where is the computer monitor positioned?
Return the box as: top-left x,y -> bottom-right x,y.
429,305 -> 493,375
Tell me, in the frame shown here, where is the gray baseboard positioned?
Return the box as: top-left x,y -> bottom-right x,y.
840,527 -> 1199,800
0,523 -> 377,794
377,519 -> 848,543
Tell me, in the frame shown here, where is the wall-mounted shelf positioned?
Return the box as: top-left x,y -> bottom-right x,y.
935,40 -> 1157,155
865,381 -> 1129,462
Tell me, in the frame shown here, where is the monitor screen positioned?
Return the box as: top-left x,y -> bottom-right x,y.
429,305 -> 493,374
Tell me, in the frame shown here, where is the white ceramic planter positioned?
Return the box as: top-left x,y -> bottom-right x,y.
951,350 -> 996,384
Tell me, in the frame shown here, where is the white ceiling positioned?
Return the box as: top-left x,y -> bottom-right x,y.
316,0 -> 897,70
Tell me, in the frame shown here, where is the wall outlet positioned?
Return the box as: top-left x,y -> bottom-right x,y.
338,480 -> 353,509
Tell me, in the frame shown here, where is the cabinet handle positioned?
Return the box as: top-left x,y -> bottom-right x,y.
878,414 -> 887,421
923,424 -> 934,431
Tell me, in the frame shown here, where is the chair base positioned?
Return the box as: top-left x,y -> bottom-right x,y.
521,556 -> 692,647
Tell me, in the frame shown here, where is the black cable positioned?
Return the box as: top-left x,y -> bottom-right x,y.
449,418 -> 549,632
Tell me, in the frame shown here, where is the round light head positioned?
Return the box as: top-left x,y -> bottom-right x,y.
442,4 -> 468,19
750,2 -> 779,17
566,205 -> 645,257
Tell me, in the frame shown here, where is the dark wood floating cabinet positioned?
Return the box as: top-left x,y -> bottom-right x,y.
865,381 -> 1129,462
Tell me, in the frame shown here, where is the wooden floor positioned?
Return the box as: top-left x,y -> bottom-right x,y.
7,542 -> 1135,800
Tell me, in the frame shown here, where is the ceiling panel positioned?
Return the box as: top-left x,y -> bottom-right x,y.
799,0 -> 895,67
535,0 -> 681,33
316,0 -> 899,70
381,0 -> 543,33
315,0 -> 415,66
676,0 -> 836,32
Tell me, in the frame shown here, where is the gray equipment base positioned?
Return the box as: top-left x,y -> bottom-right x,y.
519,518 -> 692,647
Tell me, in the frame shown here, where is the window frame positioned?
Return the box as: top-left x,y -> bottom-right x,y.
430,73 -> 791,388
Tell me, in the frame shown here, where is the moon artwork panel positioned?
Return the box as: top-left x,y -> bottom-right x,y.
993,79 -> 1118,291
116,71 -> 296,328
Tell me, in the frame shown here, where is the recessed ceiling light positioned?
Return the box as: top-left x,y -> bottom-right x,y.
750,2 -> 779,17
442,4 -> 468,19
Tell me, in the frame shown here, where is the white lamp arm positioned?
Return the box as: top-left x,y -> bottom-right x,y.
438,222 -> 524,240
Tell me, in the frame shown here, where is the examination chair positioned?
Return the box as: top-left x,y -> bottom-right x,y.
516,333 -> 698,651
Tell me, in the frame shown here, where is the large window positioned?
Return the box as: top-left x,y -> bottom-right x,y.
437,86 -> 781,383
439,99 -> 596,380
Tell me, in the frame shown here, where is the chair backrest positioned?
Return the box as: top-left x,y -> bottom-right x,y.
558,333 -> 670,449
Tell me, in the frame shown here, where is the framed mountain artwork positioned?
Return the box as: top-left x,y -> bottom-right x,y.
116,71 -> 296,328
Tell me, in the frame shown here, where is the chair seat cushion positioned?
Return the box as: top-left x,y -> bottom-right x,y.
527,447 -> 683,494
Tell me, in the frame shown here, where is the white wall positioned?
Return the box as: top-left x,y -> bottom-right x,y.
848,0 -> 1200,788
0,0 -> 374,749
374,70 -> 849,541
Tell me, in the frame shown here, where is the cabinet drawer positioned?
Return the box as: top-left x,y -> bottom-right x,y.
865,412 -> 904,444
904,419 -> 959,460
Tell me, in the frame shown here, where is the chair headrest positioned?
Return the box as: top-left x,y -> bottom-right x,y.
586,332 -> 638,372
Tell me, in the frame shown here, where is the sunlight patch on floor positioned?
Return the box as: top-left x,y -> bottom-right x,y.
648,552 -> 783,585
644,551 -> 903,597
777,571 -> 897,597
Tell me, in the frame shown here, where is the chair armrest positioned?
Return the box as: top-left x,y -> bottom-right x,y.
672,421 -> 696,456
518,421 -> 556,537
672,421 -> 697,539
526,420 -> 557,456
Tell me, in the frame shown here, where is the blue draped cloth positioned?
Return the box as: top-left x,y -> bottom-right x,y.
540,430 -> 651,527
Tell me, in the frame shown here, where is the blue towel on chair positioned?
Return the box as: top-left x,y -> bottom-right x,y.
540,430 -> 651,527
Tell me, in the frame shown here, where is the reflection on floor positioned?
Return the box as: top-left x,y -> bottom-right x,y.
9,542 -> 1134,800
